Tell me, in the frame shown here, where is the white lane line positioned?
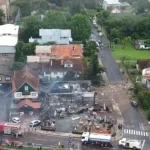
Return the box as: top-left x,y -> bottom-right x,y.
145,132 -> 148,136
124,129 -> 127,134
133,130 -> 136,135
143,132 -> 145,136
138,131 -> 140,135
141,132 -> 143,136
130,130 -> 133,134
141,140 -> 145,150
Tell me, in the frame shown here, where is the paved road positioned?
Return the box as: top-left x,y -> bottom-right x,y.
91,26 -> 124,83
91,24 -> 150,149
3,133 -> 121,150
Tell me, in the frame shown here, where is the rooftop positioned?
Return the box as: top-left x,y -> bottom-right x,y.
35,44 -> 83,59
12,66 -> 39,92
0,0 -> 8,5
0,24 -> 19,46
137,59 -> 150,70
104,0 -> 120,5
17,99 -> 41,109
39,29 -> 71,37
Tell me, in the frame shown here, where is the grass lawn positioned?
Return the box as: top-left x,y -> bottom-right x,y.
112,44 -> 150,60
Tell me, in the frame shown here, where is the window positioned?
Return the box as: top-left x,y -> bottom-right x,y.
24,86 -> 29,91
2,54 -> 8,56
31,93 -> 36,96
17,93 -> 21,97
5,77 -> 11,81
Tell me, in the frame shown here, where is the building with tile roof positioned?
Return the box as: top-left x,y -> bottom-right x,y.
12,66 -> 39,100
35,44 -> 83,59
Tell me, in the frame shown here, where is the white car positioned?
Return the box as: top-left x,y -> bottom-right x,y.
93,20 -> 96,25
96,42 -> 100,47
12,117 -> 21,123
30,120 -> 41,127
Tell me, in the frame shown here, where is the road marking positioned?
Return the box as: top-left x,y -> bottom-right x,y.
124,129 -> 149,136
141,140 -> 145,150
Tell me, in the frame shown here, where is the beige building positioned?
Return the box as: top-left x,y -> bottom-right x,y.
0,0 -> 10,22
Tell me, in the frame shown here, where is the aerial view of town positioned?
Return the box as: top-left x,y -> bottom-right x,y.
0,0 -> 150,150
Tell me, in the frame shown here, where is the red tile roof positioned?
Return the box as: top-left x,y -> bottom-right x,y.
137,59 -> 150,70
12,66 -> 39,92
36,45 -> 83,59
17,99 -> 41,109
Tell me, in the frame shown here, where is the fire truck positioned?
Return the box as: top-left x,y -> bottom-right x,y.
0,122 -> 23,136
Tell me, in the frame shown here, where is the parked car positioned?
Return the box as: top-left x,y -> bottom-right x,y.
96,42 -> 100,47
12,117 -> 21,123
30,120 -> 41,127
130,100 -> 138,107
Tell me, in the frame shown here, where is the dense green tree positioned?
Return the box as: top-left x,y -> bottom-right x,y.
96,10 -> 110,28
84,54 -> 101,85
144,39 -> 150,47
21,16 -> 41,42
11,62 -> 25,71
12,0 -> 31,17
70,0 -> 81,15
121,36 -> 131,49
0,10 -> 5,25
84,41 -> 97,56
31,0 -> 49,13
42,11 -> 66,28
15,42 -> 37,62
70,14 -> 91,41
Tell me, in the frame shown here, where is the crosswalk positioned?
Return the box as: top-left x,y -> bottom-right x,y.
124,129 -> 148,137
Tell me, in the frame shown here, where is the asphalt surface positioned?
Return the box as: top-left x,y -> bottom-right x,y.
3,133 -> 121,150
91,27 -> 124,83
91,24 -> 150,150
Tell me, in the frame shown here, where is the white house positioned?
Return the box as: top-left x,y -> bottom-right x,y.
0,24 -> 19,84
29,29 -> 72,45
142,68 -> 150,89
103,0 -> 121,12
135,40 -> 150,50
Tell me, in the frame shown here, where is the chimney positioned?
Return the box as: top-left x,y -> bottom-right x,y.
61,59 -> 63,65
51,60 -> 53,66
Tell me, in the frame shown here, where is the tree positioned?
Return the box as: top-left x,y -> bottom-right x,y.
70,0 -> 81,15
0,10 -> 5,25
31,0 -> 49,13
84,54 -> 101,85
144,40 -> 150,48
121,36 -> 131,49
84,41 -> 97,56
15,41 -> 37,62
12,0 -> 31,17
21,16 -> 41,42
42,11 -> 66,29
70,14 -> 91,41
11,62 -> 25,71
96,10 -> 110,29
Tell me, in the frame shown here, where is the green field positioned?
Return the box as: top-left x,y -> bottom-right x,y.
112,44 -> 150,60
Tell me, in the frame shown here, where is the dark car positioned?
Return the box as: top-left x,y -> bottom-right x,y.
130,100 -> 138,107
